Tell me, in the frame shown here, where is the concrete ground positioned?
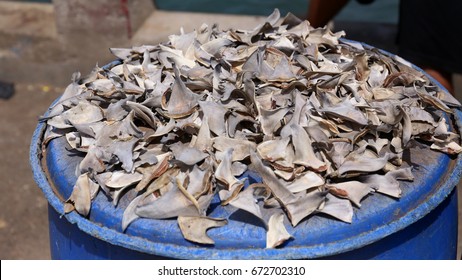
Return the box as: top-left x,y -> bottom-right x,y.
0,83 -> 62,259
0,1 -> 461,259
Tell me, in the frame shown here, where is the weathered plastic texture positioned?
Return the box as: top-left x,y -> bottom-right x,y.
30,42 -> 462,260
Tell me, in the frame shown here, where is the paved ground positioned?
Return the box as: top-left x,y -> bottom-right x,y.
0,83 -> 63,259
0,3 -> 461,260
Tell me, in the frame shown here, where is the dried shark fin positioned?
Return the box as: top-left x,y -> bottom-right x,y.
228,185 -> 266,227
169,142 -> 209,166
362,167 -> 413,198
162,65 -> 201,118
64,173 -> 99,216
285,171 -> 325,193
104,171 -> 143,189
285,190 -> 326,226
136,183 -> 202,219
337,152 -> 390,177
318,193 -> 353,223
122,194 -> 144,231
178,216 -> 228,245
326,181 -> 373,207
288,124 -> 327,172
266,213 -> 293,248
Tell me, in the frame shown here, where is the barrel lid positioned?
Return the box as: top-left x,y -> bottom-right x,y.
30,43 -> 462,259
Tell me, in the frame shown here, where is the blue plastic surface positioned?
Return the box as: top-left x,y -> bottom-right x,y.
30,42 -> 462,259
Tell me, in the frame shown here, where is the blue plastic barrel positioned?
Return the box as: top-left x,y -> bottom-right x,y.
30,43 -> 462,260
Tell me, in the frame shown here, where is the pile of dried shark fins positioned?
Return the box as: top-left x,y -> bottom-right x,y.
42,9 -> 461,248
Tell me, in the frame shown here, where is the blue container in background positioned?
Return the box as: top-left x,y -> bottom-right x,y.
30,42 -> 462,260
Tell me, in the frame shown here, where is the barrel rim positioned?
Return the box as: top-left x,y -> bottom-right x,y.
30,40 -> 462,259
